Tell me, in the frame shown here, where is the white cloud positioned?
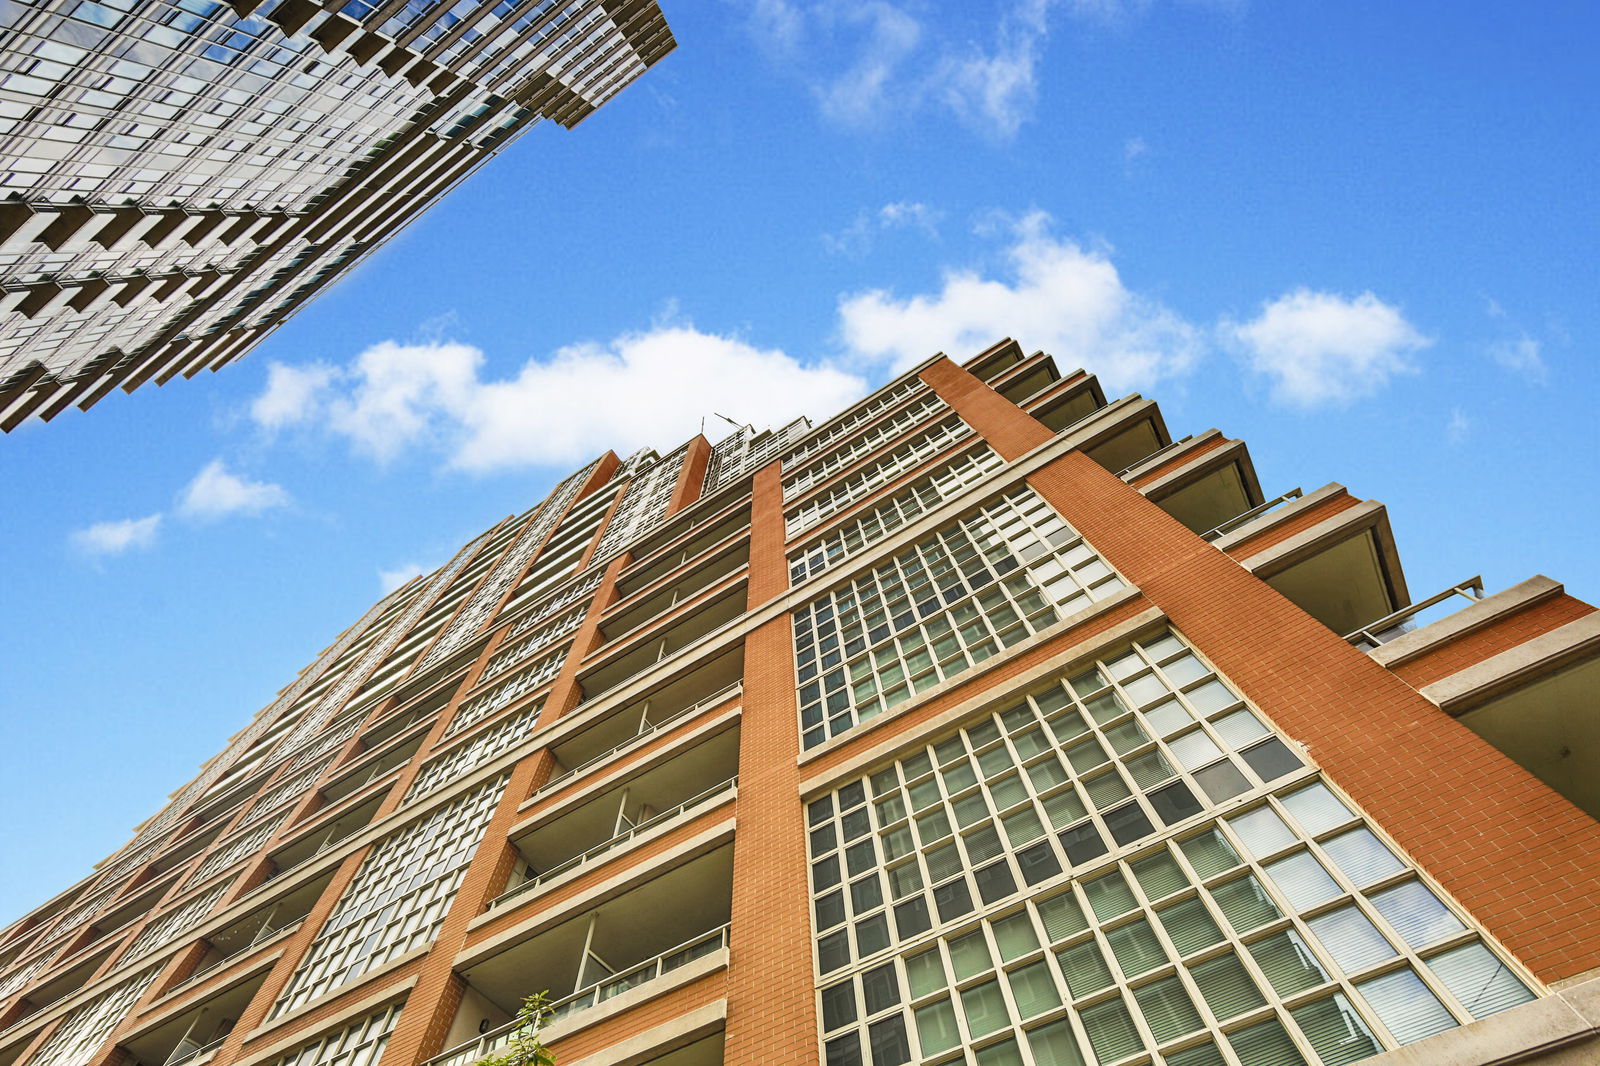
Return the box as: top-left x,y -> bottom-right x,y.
836,211 -> 1202,389
253,323 -> 866,474
1488,334 -> 1547,382
378,562 -> 425,593
71,514 -> 161,557
1446,407 -> 1471,445
1221,288 -> 1430,407
178,460 -> 291,520
252,362 -> 336,430
814,3 -> 923,127
936,1 -> 1050,137
824,201 -> 943,255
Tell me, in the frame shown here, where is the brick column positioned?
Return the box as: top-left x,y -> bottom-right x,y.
723,463 -> 816,1065
922,354 -> 1600,982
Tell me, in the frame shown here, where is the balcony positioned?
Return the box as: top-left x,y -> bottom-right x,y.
616,502 -> 751,601
1024,372 -> 1105,433
538,669 -> 742,792
1078,398 -> 1170,475
264,794 -> 380,879
163,875 -> 328,997
498,730 -> 739,905
445,846 -> 734,1056
119,968 -> 267,1066
1123,429 -> 1264,536
1214,483 -> 1410,637
578,587 -> 746,701
1352,575 -> 1600,820
600,539 -> 750,645
990,351 -> 1061,406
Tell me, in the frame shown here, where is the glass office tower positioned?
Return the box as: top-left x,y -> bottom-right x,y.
0,0 -> 672,429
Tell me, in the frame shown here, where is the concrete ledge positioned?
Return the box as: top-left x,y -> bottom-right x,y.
233,974 -> 418,1066
1211,482 -> 1346,553
1370,575 -> 1562,668
1421,613 -> 1600,713
1236,498 -> 1384,575
559,1001 -> 725,1066
1137,435 -> 1243,499
542,952 -> 726,1046
1359,975 -> 1600,1066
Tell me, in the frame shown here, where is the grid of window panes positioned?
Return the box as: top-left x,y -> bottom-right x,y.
26,967 -> 159,1066
406,702 -> 542,801
0,954 -> 49,1002
272,775 -> 507,1015
794,488 -> 1125,749
706,418 -> 812,491
507,571 -> 604,641
418,458 -> 597,671
447,645 -> 566,738
789,447 -> 1005,586
785,393 -> 952,499
32,887 -> 115,949
190,811 -> 288,886
787,415 -> 974,537
269,1003 -> 403,1066
788,379 -> 930,465
805,637 -> 1538,1066
241,756 -> 334,828
591,441 -> 691,565
122,883 -> 226,962
482,606 -> 586,682
286,710 -> 365,773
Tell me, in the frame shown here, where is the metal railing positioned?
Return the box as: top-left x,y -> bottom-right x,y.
1115,434 -> 1194,479
490,777 -> 737,910
1343,577 -> 1486,651
165,917 -> 301,995
1201,488 -> 1304,542
164,1034 -> 227,1066
423,925 -> 731,1066
538,682 -> 742,793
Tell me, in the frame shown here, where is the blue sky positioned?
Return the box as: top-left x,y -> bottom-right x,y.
3,1 -> 1597,920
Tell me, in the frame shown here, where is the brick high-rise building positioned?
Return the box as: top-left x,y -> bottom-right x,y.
2,339 -> 1598,1066
0,0 -> 672,430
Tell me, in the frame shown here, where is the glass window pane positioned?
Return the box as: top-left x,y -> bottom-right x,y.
1264,850 -> 1342,910
1228,807 -> 1296,858
1211,709 -> 1268,746
1428,942 -> 1534,1019
1227,1016 -> 1307,1066
1106,917 -> 1167,977
1026,1019 -> 1088,1066
1057,939 -> 1114,997
1104,801 -> 1157,846
1307,905 -> 1397,976
1241,737 -> 1303,781
1084,871 -> 1138,921
961,979 -> 1011,1037
862,962 -> 901,1015
1370,880 -> 1465,950
1169,730 -> 1223,770
1133,974 -> 1203,1042
1322,827 -> 1405,887
1212,874 -> 1281,933
1079,996 -> 1144,1064
1290,993 -> 1383,1066
950,931 -> 994,980
868,1013 -> 911,1066
905,949 -> 946,997
914,998 -> 961,1057
993,912 -> 1041,961
822,981 -> 857,1031
1194,759 -> 1252,803
1008,960 -> 1063,1018
1158,897 -> 1225,956
1061,822 -> 1108,866
1279,782 -> 1353,836
1181,827 -> 1241,878
1037,890 -> 1089,942
1357,967 -> 1458,1045
1250,929 -> 1329,996
1131,850 -> 1189,900
1163,1041 -> 1227,1066
1190,952 -> 1266,1021
1149,780 -> 1204,825
825,1031 -> 861,1066
976,1037 -> 1025,1066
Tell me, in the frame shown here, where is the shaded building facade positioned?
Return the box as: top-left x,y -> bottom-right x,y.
2,340 -> 1599,1066
0,0 -> 672,429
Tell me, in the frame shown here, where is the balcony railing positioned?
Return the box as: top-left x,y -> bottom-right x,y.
1344,577 -> 1485,651
1201,488 -> 1304,541
491,777 -> 737,910
538,682 -> 742,793
423,925 -> 731,1066
165,1034 -> 227,1066
164,917 -> 301,995
1115,434 -> 1193,478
